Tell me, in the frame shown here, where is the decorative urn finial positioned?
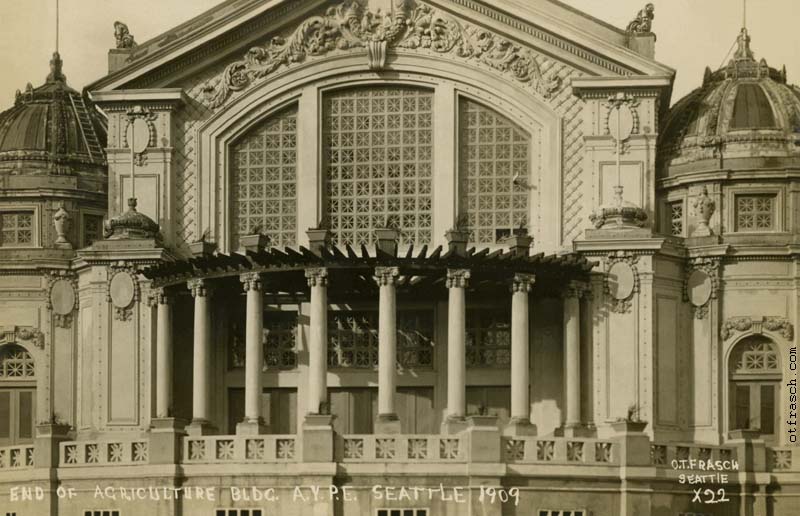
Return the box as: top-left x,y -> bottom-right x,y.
53,203 -> 72,249
692,186 -> 716,237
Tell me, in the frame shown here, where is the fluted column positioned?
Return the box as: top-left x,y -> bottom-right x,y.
238,273 -> 266,434
155,289 -> 173,419
507,273 -> 536,435
188,279 -> 214,435
305,268 -> 328,414
443,269 -> 470,433
563,281 -> 590,437
375,267 -> 401,434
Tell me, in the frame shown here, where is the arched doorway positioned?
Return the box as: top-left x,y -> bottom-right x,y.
0,344 -> 36,446
728,335 -> 781,441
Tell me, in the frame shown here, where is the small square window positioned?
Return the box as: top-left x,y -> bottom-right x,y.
376,510 -> 427,516
667,200 -> 683,236
735,194 -> 776,231
83,214 -> 105,247
0,211 -> 34,247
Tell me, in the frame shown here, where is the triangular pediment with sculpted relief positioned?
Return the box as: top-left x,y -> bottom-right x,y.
203,0 -> 563,108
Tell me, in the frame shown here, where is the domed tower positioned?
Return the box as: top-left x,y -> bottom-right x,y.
658,28 -> 800,239
0,52 -> 107,253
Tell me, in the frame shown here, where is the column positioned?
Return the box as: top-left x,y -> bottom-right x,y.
188,279 -> 213,435
155,289 -> 173,419
375,267 -> 401,433
563,281 -> 589,437
238,273 -> 266,434
305,268 -> 328,414
443,269 -> 470,433
506,273 -> 537,436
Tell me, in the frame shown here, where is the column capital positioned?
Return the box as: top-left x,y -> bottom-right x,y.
148,287 -> 172,307
563,280 -> 591,299
240,272 -> 263,292
305,267 -> 328,288
374,266 -> 400,286
187,279 -> 209,298
511,273 -> 536,293
446,269 -> 471,289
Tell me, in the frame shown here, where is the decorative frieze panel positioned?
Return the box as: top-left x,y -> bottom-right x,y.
683,257 -> 720,319
721,316 -> 794,341
604,252 -> 639,314
204,0 -> 562,108
45,270 -> 79,328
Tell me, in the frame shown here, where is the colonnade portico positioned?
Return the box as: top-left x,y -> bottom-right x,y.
146,234 -> 594,438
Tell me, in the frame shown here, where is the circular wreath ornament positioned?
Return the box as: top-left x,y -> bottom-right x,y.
686,269 -> 713,308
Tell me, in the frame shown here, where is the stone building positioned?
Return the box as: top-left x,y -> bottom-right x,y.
0,1 -> 799,515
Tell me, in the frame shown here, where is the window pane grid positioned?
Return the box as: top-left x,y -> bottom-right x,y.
0,346 -> 35,379
230,312 -> 298,370
460,99 -> 530,244
466,308 -> 511,368
669,201 -> 683,236
0,212 -> 34,247
736,194 -> 775,231
324,87 -> 434,246
231,107 -> 298,248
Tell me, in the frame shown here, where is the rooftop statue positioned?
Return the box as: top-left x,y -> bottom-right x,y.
114,21 -> 137,49
626,3 -> 655,34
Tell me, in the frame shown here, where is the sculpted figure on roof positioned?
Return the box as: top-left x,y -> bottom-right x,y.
114,21 -> 137,49
626,3 -> 655,34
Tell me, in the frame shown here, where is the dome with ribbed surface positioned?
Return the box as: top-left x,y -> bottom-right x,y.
0,52 -> 107,174
658,29 -> 800,177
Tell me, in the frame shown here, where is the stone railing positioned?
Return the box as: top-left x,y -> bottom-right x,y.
183,435 -> 298,463
0,444 -> 34,470
337,434 -> 467,462
769,446 -> 799,472
649,442 -> 737,467
502,437 -> 618,465
60,440 -> 149,467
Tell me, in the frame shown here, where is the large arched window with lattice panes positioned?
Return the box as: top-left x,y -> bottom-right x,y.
0,345 -> 36,446
230,105 -> 298,249
323,86 -> 434,246
728,336 -> 781,440
459,98 -> 530,244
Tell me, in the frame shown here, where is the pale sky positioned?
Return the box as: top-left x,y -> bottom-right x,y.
0,0 -> 797,107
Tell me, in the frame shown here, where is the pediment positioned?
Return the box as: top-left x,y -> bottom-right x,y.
89,0 -> 674,99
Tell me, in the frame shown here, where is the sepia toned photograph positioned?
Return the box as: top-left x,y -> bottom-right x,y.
0,0 -> 798,514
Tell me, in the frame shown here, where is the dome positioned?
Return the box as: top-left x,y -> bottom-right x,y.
0,52 -> 107,174
658,29 -> 800,177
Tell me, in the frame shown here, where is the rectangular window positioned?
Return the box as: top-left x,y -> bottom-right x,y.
538,512 -> 585,516
735,194 -> 775,231
230,311 -> 298,370
215,510 -> 263,516
668,200 -> 683,236
734,384 -> 750,430
466,308 -> 511,368
83,214 -> 105,247
0,389 -> 37,446
0,211 -> 34,247
84,511 -> 120,516
376,510 -> 428,516
760,384 -> 775,434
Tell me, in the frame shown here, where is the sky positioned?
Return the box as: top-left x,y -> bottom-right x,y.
0,0 -> 797,107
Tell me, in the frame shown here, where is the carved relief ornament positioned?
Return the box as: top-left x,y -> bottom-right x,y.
204,0 -> 561,108
604,251 -> 640,314
122,106 -> 157,166
0,326 -> 45,350
721,316 -> 794,341
45,270 -> 79,329
106,265 -> 141,322
683,257 -> 720,320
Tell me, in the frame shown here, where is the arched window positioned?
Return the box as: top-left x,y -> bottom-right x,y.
230,106 -> 298,249
323,86 -> 434,246
459,98 -> 530,244
728,336 -> 781,440
0,345 -> 36,446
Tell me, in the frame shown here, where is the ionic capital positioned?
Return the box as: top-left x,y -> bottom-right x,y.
305,268 -> 328,288
511,273 -> 536,294
150,288 -> 172,306
374,267 -> 400,287
446,269 -> 471,289
240,272 -> 263,292
563,280 -> 591,299
187,279 -> 208,298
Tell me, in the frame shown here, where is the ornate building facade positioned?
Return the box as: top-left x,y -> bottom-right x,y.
0,1 -> 799,515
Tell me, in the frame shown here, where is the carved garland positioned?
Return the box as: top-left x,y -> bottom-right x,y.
721,316 -> 794,341
604,251 -> 640,314
44,270 -> 79,329
106,265 -> 142,322
203,0 -> 561,108
0,326 -> 45,350
682,257 -> 720,320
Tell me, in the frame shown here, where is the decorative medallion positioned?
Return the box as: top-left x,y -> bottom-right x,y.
204,0 -> 561,108
683,257 -> 720,319
107,268 -> 140,321
721,316 -> 794,341
604,252 -> 640,313
123,106 -> 157,166
45,271 -> 79,329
